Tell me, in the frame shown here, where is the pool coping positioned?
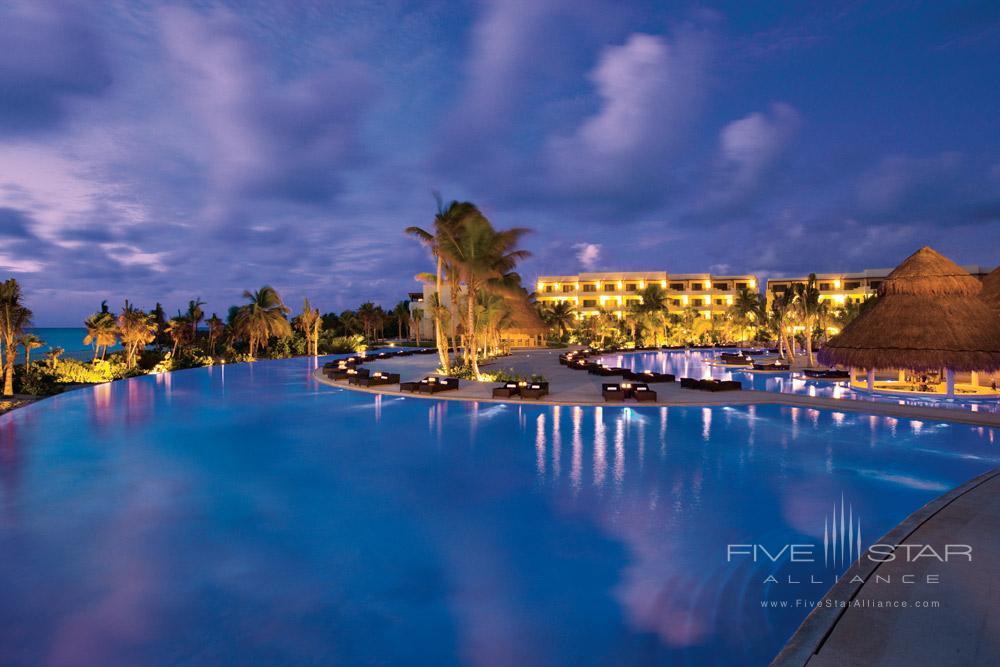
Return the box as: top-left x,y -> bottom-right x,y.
769,466 -> 1000,667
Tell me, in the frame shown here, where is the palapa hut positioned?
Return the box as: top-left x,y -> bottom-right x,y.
982,266 -> 1000,314
500,295 -> 548,348
818,247 -> 1000,396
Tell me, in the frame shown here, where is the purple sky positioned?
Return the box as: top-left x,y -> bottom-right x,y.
1,1 -> 998,325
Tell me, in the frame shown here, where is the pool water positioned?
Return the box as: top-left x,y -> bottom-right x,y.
0,357 -> 997,665
600,349 -> 1000,414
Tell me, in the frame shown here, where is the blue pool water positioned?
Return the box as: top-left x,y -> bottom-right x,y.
0,357 -> 997,665
600,349 -> 1000,415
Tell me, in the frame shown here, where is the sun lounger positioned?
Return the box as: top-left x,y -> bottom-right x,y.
699,379 -> 742,392
602,383 -> 625,401
521,382 -> 549,399
632,383 -> 658,401
752,361 -> 790,371
342,368 -> 370,383
492,382 -> 520,398
399,380 -> 423,392
418,377 -> 460,394
680,377 -> 700,389
803,369 -> 850,379
597,366 -> 627,377
355,372 -> 400,387
625,370 -> 674,383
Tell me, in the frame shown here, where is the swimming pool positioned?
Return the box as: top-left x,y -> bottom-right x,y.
599,348 -> 1000,414
0,357 -> 996,665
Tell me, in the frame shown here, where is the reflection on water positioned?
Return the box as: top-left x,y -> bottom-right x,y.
601,349 -> 1000,414
0,357 -> 997,665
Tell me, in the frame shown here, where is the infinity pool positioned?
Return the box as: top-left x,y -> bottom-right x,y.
600,349 -> 1000,414
0,357 -> 997,665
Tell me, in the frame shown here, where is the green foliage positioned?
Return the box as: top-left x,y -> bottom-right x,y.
318,333 -> 366,354
16,365 -> 62,396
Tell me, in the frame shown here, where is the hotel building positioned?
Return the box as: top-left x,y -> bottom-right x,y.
533,272 -> 759,320
764,265 -> 993,310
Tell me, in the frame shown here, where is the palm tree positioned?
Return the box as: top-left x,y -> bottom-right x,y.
187,298 -> 206,340
356,302 -> 379,342
637,284 -> 670,312
206,313 -> 225,355
295,299 -> 322,356
792,274 -> 821,366
392,301 -> 410,340
117,300 -> 157,368
84,308 -> 118,360
0,279 -> 32,395
18,333 -> 45,367
769,290 -> 796,362
436,212 -> 531,378
232,286 -> 292,357
165,316 -> 192,357
728,287 -> 765,345
405,196 -> 482,373
45,347 -> 65,365
540,301 -> 575,340
410,308 -> 424,345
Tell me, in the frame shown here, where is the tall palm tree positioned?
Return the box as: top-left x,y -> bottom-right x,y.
18,333 -> 45,368
410,308 -> 424,345
392,301 -> 410,340
405,196 -> 482,373
356,302 -> 379,342
437,212 -> 531,378
232,286 -> 292,357
117,300 -> 157,368
206,313 -> 225,355
45,347 -> 65,365
769,290 -> 796,362
295,299 -> 322,356
187,298 -> 206,340
84,308 -> 118,360
728,287 -> 765,344
792,274 -> 821,366
637,284 -> 670,312
0,279 -> 32,396
540,301 -> 575,340
165,316 -> 193,356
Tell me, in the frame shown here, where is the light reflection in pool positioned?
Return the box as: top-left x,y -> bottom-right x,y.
0,357 -> 996,665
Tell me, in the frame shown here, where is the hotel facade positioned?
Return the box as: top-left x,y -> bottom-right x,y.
764,265 -> 993,310
533,272 -> 759,320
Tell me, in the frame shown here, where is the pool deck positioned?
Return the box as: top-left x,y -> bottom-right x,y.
772,467 -> 1000,667
314,348 -> 1000,428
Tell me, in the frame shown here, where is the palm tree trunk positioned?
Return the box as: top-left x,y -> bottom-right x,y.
467,285 -> 480,379
3,345 -> 14,396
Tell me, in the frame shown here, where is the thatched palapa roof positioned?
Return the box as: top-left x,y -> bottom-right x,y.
982,266 -> 1000,312
818,247 -> 1000,371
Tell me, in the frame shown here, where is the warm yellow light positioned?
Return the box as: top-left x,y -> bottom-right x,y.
615,311 -> 623,319
682,295 -> 689,305
706,279 -> 712,289
749,278 -> 757,288
834,279 -> 842,289
553,282 -> 560,290
832,294 -> 846,304
574,282 -> 579,290
638,280 -> 645,289
537,281 -> 544,291
660,280 -> 667,288
617,280 -> 623,289
701,310 -> 711,319
599,295 -> 607,304
726,295 -> 733,305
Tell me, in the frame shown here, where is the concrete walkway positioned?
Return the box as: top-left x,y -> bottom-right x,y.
316,348 -> 1000,428
773,468 -> 1000,667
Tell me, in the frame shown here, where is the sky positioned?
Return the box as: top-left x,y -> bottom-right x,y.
1,1 -> 998,325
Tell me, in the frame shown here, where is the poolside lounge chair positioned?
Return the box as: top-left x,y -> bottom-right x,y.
803,369 -> 850,379
346,368 -> 373,384
399,380 -> 423,392
597,366 -> 628,377
326,366 -> 356,380
680,377 -> 700,390
625,369 -> 674,383
602,383 -> 625,401
699,379 -> 742,392
752,360 -> 790,371
719,352 -> 752,365
521,382 -> 549,399
492,382 -> 520,398
418,377 -> 460,394
355,372 -> 400,387
632,383 -> 657,402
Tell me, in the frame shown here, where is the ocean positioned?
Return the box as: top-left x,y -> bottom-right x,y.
12,328 -> 122,362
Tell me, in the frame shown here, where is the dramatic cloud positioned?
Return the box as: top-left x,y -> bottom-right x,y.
0,2 -> 111,134
573,243 -> 602,270
0,1 -> 996,324
545,28 -> 714,197
718,103 -> 802,197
